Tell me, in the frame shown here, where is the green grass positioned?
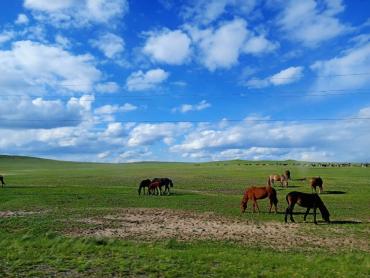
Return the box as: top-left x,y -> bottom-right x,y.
0,156 -> 369,277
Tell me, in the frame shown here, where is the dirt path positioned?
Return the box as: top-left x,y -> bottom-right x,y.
71,208 -> 368,251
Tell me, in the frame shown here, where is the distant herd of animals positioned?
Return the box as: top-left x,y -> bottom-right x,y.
139,170 -> 329,224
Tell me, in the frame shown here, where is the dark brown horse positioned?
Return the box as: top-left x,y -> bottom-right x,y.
148,181 -> 161,195
241,185 -> 278,213
0,175 -> 4,187
285,170 -> 291,180
310,177 -> 323,193
152,178 -> 174,195
138,179 -> 151,195
285,191 -> 330,224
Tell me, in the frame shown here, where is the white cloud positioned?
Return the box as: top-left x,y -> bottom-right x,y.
143,29 -> 191,65
246,66 -> 304,88
96,82 -> 119,94
0,95 -> 91,129
127,122 -> 192,147
186,18 -> 277,71
15,14 -> 30,25
55,34 -> 72,49
91,32 -> 125,59
94,103 -> 137,115
310,41 -> 370,91
126,68 -> 169,91
182,0 -> 257,25
0,31 -> 15,45
23,0 -> 129,27
172,100 -> 211,113
0,40 -> 101,95
276,0 -> 349,46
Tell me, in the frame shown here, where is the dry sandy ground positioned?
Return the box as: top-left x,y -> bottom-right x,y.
0,210 -> 43,217
70,208 -> 368,251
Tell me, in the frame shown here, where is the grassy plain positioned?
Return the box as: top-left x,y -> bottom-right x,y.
0,155 -> 369,277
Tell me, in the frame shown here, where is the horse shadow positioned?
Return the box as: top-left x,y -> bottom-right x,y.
329,220 -> 362,224
321,190 -> 346,194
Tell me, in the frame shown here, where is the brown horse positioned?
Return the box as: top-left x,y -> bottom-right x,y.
241,185 -> 278,213
284,170 -> 291,180
310,177 -> 323,193
148,181 -> 161,195
285,191 -> 330,224
268,174 -> 288,187
152,177 -> 174,195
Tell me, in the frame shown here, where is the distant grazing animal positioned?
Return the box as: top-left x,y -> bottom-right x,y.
152,178 -> 174,195
241,185 -> 278,213
268,174 -> 289,187
148,181 -> 161,195
0,175 -> 4,187
138,179 -> 151,195
309,177 -> 323,193
285,191 -> 330,224
284,170 -> 291,180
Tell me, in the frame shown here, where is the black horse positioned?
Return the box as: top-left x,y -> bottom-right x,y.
138,179 -> 151,195
285,191 -> 330,224
0,175 -> 5,188
152,178 -> 173,195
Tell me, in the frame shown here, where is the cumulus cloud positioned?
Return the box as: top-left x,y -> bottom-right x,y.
310,41 -> 370,91
15,14 -> 30,25
23,0 -> 129,27
91,32 -> 125,59
276,0 -> 350,47
126,68 -> 169,91
96,82 -> 119,94
246,66 -> 303,88
95,103 -> 137,115
186,18 -> 277,71
182,0 -> 257,25
143,29 -> 191,65
0,31 -> 15,45
55,34 -> 72,49
0,95 -> 92,129
127,122 -> 192,147
172,100 -> 211,113
0,40 -> 101,95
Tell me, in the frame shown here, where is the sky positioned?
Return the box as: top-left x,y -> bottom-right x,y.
0,0 -> 370,163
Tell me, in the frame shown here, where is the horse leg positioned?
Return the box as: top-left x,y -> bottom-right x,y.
284,206 -> 290,223
254,199 -> 260,213
268,199 -> 272,213
303,208 -> 310,222
313,206 -> 317,224
289,204 -> 295,222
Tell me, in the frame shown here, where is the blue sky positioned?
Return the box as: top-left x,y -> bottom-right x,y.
0,0 -> 370,162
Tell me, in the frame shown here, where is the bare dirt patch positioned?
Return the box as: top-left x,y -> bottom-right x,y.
70,208 -> 368,251
0,210 -> 44,218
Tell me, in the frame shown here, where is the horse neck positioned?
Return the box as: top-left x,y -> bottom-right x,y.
316,197 -> 330,218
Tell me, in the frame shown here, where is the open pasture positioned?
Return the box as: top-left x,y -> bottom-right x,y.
0,156 -> 369,277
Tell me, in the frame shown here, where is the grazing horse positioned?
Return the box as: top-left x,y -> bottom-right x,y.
268,174 -> 288,187
285,191 -> 330,224
310,177 -> 323,193
148,181 -> 161,195
138,179 -> 151,195
241,185 -> 278,213
152,178 -> 174,195
0,175 -> 5,187
284,170 -> 291,180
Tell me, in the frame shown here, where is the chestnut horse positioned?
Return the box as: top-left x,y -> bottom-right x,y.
148,181 -> 161,195
138,179 -> 151,195
285,191 -> 330,224
310,177 -> 323,193
268,174 -> 288,187
0,175 -> 5,187
241,185 -> 278,213
152,177 -> 174,195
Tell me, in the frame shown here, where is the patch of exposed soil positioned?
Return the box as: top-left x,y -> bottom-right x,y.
69,208 -> 368,251
0,210 -> 44,218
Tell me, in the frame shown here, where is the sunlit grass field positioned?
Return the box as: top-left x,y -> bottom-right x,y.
0,155 -> 369,277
